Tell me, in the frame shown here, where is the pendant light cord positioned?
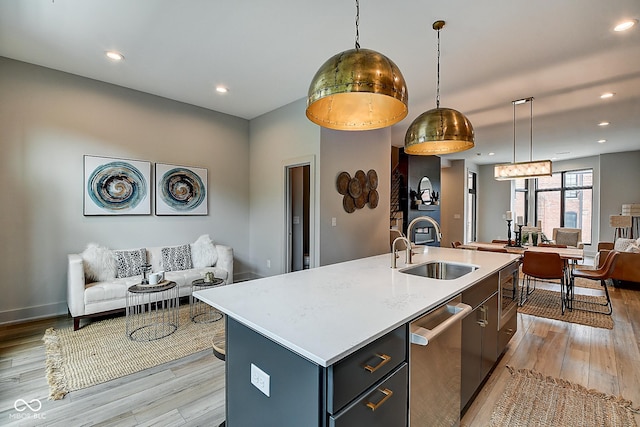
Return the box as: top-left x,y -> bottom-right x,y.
354,0 -> 360,50
529,98 -> 533,162
513,101 -> 517,163
436,26 -> 441,109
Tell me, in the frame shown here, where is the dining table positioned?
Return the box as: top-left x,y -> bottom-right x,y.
459,242 -> 584,310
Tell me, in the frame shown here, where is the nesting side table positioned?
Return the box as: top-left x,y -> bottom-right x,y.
191,277 -> 225,323
126,281 -> 179,341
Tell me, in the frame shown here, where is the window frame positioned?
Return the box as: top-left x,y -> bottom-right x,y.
534,168 -> 593,245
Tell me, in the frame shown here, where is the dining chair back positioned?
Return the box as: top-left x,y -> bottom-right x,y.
451,241 -> 462,248
571,251 -> 619,315
520,251 -> 566,311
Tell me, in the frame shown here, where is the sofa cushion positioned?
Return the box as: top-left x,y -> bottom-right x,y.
190,234 -> 218,268
81,243 -> 116,282
625,242 -> 640,253
114,248 -> 147,278
555,230 -> 580,247
162,244 -> 193,271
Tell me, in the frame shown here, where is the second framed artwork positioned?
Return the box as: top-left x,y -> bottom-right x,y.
155,163 -> 208,215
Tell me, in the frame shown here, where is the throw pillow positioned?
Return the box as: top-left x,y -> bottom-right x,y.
114,248 -> 147,278
614,238 -> 635,252
162,244 -> 193,272
625,242 -> 640,253
190,234 -> 218,268
81,243 -> 116,282
555,230 -> 579,247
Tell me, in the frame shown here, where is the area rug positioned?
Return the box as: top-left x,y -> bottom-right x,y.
489,366 -> 639,426
43,305 -> 224,400
518,288 -> 614,329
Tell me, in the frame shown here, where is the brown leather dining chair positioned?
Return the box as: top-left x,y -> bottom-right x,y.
570,251 -> 619,315
520,251 -> 567,313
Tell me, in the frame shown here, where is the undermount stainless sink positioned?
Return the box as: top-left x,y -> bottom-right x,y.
400,261 -> 478,280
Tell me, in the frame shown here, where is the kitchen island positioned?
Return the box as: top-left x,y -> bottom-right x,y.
195,247 -> 520,426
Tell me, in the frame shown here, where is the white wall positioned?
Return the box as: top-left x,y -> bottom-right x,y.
249,98 -> 321,277
477,164 -> 512,242
441,159 -> 466,247
599,150 -> 640,242
0,58 -> 250,323
319,128 -> 391,266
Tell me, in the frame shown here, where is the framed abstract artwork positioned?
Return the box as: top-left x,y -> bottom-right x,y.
155,163 -> 208,215
84,155 -> 151,215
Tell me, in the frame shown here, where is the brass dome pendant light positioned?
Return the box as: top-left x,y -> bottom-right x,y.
404,21 -> 474,155
306,0 -> 408,131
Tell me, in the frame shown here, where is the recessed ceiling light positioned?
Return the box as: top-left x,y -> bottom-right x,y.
488,152 -> 495,156
105,51 -> 124,61
598,139 -> 607,143
215,86 -> 228,94
600,92 -> 615,99
614,19 -> 637,32
598,121 -> 610,126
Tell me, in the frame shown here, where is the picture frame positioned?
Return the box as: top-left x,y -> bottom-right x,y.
155,163 -> 208,215
84,155 -> 151,216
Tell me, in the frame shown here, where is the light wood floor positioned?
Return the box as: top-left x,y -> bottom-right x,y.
1,283 -> 639,426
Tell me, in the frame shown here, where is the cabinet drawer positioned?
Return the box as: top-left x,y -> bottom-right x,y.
462,272 -> 499,308
327,325 -> 406,414
329,363 -> 408,427
498,310 -> 517,355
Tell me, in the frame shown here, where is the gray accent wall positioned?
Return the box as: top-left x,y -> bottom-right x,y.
319,128 -> 391,266
0,57 -> 250,323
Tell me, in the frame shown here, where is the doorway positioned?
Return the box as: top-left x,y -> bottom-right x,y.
285,162 -> 312,272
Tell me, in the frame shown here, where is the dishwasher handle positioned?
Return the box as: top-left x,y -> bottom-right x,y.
410,302 -> 473,346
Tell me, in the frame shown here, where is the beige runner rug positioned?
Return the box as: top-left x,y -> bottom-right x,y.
518,288 -> 613,329
43,305 -> 224,400
490,366 -> 639,426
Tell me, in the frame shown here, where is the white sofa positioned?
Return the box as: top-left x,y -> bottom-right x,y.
68,236 -> 233,330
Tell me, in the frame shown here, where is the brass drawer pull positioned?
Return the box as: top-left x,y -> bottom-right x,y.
363,353 -> 391,373
366,388 -> 393,411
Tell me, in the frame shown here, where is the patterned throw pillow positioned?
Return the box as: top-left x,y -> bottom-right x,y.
114,248 -> 147,278
162,244 -> 193,272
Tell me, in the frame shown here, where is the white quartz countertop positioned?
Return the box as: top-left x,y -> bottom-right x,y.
194,247 -> 519,367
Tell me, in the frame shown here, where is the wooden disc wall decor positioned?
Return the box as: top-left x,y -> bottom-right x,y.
367,169 -> 378,190
336,169 -> 379,213
348,177 -> 362,198
368,189 -> 379,208
343,194 -> 356,213
336,172 -> 351,195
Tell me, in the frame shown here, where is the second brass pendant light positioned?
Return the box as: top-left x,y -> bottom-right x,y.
404,21 -> 475,155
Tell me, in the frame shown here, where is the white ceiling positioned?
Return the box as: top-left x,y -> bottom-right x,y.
1,0 -> 639,165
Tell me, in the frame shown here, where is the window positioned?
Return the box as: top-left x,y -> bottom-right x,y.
467,171 -> 477,243
535,169 -> 593,244
514,178 -> 528,225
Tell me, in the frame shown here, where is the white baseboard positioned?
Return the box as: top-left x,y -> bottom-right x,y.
0,302 -> 68,326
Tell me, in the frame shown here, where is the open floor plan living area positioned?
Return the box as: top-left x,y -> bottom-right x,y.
1,1 -> 640,426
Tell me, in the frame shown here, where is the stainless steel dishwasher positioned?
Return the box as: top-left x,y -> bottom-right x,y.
409,294 -> 472,426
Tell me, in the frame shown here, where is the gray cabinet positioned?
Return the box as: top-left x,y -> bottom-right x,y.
460,272 -> 499,411
329,364 -> 408,427
225,317 -> 408,427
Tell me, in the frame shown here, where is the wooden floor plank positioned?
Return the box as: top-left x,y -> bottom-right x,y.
1,281 -> 639,426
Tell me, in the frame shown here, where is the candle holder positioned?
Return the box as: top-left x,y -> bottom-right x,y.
513,224 -> 524,247
506,219 -> 513,246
